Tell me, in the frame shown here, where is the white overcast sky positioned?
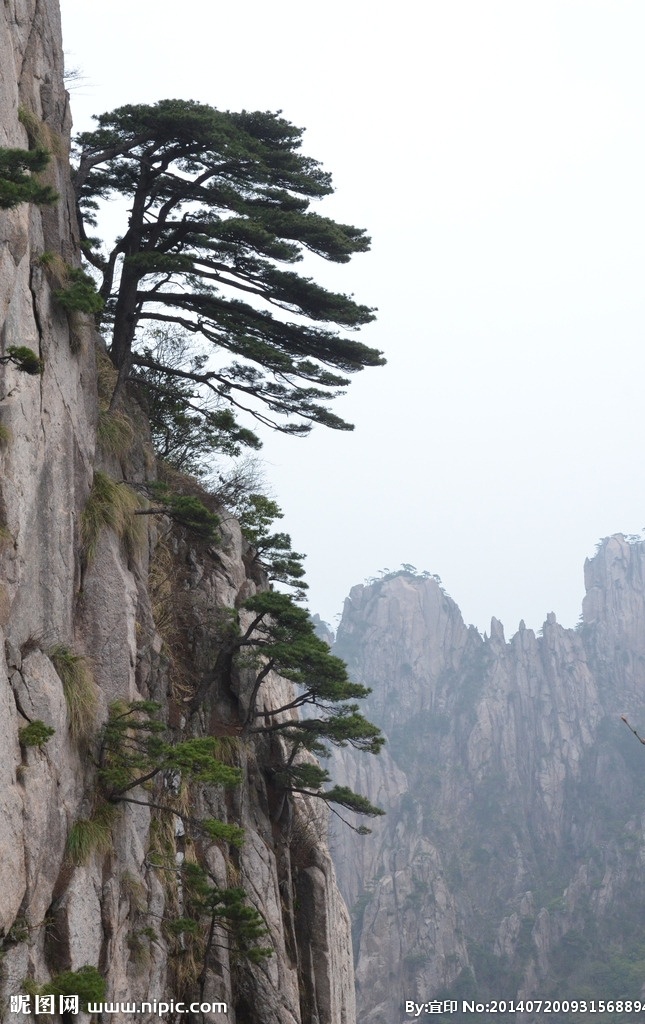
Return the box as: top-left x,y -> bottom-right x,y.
60,0 -> 645,636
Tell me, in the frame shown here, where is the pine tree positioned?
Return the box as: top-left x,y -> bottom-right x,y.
74,100 -> 383,435
206,591 -> 385,825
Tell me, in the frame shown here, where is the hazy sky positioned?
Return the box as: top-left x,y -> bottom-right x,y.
60,1 -> 645,635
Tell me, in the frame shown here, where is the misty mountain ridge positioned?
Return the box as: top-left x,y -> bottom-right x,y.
328,534 -> 645,1023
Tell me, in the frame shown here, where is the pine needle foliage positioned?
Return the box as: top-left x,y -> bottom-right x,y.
54,267 -> 104,314
275,760 -> 383,827
180,862 -> 272,964
130,327 -> 261,473
237,493 -> 307,597
0,147 -> 58,209
199,818 -> 245,847
18,720 -> 55,749
239,591 -> 379,742
140,482 -> 220,543
98,704 -> 263,968
209,590 -> 385,824
0,346 -> 44,375
38,253 -> 104,316
39,966 -> 106,1010
73,99 -> 383,435
99,700 -> 241,799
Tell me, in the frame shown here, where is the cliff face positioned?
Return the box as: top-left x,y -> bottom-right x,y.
0,4 -> 354,1022
333,543 -> 645,1023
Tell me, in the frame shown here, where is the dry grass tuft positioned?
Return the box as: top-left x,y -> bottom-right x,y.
97,409 -> 135,457
95,349 -> 134,454
148,537 -> 194,701
97,350 -> 118,406
0,521 -> 13,552
66,803 -> 117,865
289,812 -> 324,868
226,860 -> 241,888
213,735 -> 244,767
38,251 -> 70,287
148,810 -> 180,915
127,930 -> 153,970
18,107 -> 63,156
49,643 -> 98,740
121,871 -> 148,914
82,471 -> 147,563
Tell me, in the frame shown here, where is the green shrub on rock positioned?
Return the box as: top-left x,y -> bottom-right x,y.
18,720 -> 55,749
0,146 -> 57,209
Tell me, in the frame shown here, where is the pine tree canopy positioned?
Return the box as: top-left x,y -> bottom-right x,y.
236,591 -> 384,767
241,591 -> 372,706
73,99 -> 384,435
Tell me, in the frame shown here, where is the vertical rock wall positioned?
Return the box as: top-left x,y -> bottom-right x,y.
1,0 -> 95,972
0,4 -> 356,1022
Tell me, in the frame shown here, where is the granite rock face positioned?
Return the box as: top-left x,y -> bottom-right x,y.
0,4 -> 355,1021
333,549 -> 645,1023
